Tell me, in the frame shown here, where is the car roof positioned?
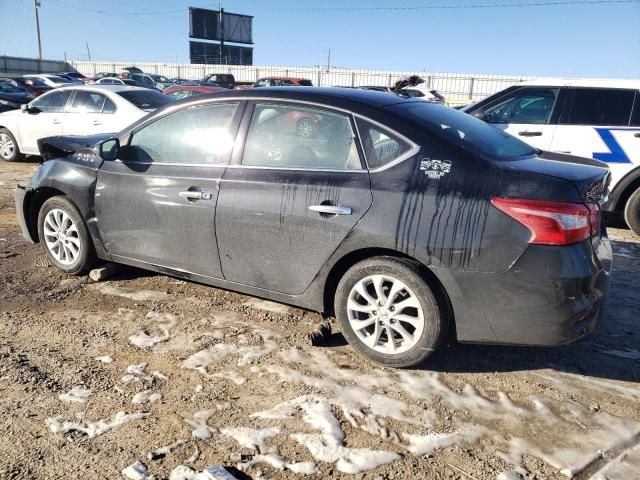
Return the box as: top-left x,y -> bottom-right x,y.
518,78 -> 640,90
184,86 -> 416,109
56,85 -> 153,93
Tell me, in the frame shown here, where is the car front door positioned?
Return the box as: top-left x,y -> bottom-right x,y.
95,101 -> 244,278
18,89 -> 71,153
471,87 -> 560,150
549,88 -> 640,187
215,102 -> 373,295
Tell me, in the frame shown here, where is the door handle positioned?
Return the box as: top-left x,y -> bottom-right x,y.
52,119 -> 61,125
179,191 -> 213,200
518,131 -> 543,137
93,120 -> 102,126
309,205 -> 352,215
634,132 -> 640,138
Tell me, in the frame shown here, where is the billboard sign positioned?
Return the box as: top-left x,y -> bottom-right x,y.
189,41 -> 253,66
189,7 -> 253,44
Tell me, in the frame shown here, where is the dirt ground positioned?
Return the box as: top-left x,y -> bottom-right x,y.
1,160 -> 639,480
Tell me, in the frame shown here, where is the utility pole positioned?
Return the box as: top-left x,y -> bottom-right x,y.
219,7 -> 225,64
34,0 -> 43,60
326,48 -> 331,71
85,41 -> 91,61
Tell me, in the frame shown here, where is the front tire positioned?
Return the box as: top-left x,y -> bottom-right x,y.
624,187 -> 640,237
334,257 -> 447,368
37,196 -> 96,275
0,128 -> 24,162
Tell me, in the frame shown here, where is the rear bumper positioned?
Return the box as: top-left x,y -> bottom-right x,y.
15,185 -> 35,243
450,237 -> 612,346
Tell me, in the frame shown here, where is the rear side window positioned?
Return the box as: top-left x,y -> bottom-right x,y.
356,118 -> 412,169
68,91 -> 107,113
242,104 -> 361,170
299,79 -> 313,86
482,88 -> 558,125
129,103 -> 239,164
562,88 -> 634,126
117,90 -> 173,111
31,90 -> 72,112
398,103 -> 536,159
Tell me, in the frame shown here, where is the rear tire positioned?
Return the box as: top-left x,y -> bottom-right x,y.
624,187 -> 640,237
0,128 -> 24,162
334,256 -> 447,368
37,196 -> 96,275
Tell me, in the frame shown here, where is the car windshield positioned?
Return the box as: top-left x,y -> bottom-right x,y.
403,89 -> 425,98
117,90 -> 173,110
398,102 -> 536,159
0,81 -> 23,93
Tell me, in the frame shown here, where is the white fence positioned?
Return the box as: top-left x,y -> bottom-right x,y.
71,60 -> 546,105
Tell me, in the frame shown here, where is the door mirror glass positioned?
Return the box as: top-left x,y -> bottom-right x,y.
99,139 -> 119,161
472,110 -> 485,121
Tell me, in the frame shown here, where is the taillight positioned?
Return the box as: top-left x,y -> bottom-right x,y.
491,197 -> 598,246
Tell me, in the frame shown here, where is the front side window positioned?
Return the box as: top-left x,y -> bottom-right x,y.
128,103 -> 238,164
356,118 -> 412,169
0,81 -> 22,93
31,90 -> 72,112
255,79 -> 267,87
68,91 -> 108,113
483,88 -> 558,125
562,88 -> 635,126
242,104 -> 362,170
631,92 -> 640,126
116,90 -> 173,111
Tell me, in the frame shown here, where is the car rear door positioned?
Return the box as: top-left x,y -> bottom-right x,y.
471,86 -> 560,150
95,101 -> 244,278
63,90 -> 114,135
548,87 -> 640,188
215,101 -> 373,295
17,89 -> 71,153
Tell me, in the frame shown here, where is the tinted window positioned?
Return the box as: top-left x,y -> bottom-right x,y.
242,104 -> 361,170
0,81 -> 22,93
399,103 -> 536,159
166,90 -> 191,100
68,91 -> 107,113
47,76 -> 72,85
298,79 -> 313,86
31,90 -> 72,112
116,90 -> 172,111
103,98 -> 116,114
23,77 -> 47,87
631,93 -> 640,126
129,103 -> 238,164
255,79 -> 267,87
356,118 -> 411,169
563,88 -> 635,126
483,88 -> 558,124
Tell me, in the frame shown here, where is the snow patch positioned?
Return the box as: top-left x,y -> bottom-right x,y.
94,284 -> 171,302
58,386 -> 92,403
169,465 -> 237,480
95,355 -> 113,363
122,460 -> 155,480
46,411 -> 150,438
292,433 -> 400,474
242,298 -> 291,314
239,453 -> 319,475
220,426 -> 281,452
132,390 -> 162,405
147,439 -> 188,461
183,405 -> 229,440
129,312 -> 177,350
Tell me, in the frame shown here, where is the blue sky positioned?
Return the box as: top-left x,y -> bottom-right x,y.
1,0 -> 639,77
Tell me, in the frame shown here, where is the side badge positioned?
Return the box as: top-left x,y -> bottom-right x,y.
420,158 -> 452,179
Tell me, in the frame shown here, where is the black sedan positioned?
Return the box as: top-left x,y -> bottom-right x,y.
15,88 -> 612,367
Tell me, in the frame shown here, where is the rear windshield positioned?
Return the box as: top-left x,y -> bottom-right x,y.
117,90 -> 173,111
299,79 -> 313,86
398,102 -> 536,159
48,76 -> 72,84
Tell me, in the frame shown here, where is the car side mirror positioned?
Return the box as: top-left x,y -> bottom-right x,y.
20,104 -> 28,113
22,104 -> 40,114
472,110 -> 486,121
99,138 -> 120,161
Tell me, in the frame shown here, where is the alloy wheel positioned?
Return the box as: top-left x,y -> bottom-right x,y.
0,133 -> 15,160
347,274 -> 425,354
43,208 -> 81,265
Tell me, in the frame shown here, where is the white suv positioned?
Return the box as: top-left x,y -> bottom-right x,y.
462,79 -> 640,234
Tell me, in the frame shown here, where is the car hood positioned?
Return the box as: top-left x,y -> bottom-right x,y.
38,133 -> 116,162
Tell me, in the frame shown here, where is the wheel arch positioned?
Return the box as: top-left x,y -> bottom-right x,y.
23,187 -> 68,242
608,165 -> 640,213
322,247 -> 455,337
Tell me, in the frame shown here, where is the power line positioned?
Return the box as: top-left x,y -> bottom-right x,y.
48,0 -> 640,16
